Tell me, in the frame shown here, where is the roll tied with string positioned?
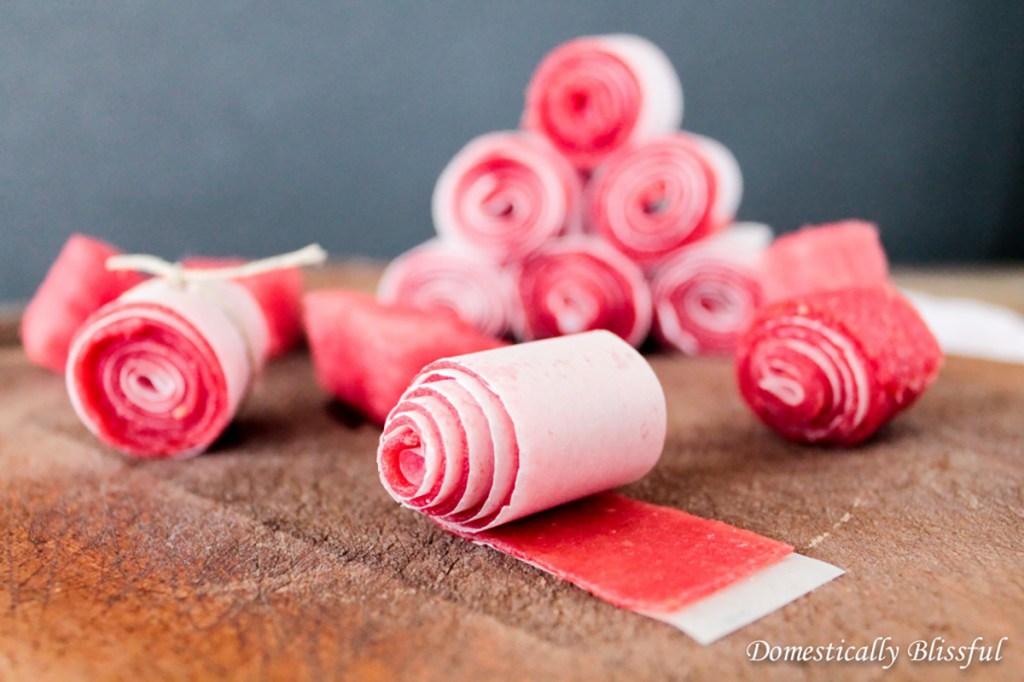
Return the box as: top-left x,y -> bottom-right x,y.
65,245 -> 325,459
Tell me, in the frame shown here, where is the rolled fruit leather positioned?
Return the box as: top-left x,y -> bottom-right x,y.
66,278 -> 269,459
523,34 -> 684,173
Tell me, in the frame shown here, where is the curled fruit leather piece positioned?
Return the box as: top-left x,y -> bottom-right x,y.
761,220 -> 889,303
21,234 -> 145,373
304,290 -> 505,425
651,223 -> 771,355
523,34 -> 683,173
511,236 -> 651,347
379,332 -> 841,641
376,239 -> 514,338
432,131 -> 582,264
183,257 -> 305,359
737,287 -> 942,446
587,133 -> 742,267
66,279 -> 270,459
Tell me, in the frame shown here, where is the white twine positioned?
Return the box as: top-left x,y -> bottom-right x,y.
106,243 -> 328,282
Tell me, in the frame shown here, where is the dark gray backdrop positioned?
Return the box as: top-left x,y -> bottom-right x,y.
3,1 -> 1023,301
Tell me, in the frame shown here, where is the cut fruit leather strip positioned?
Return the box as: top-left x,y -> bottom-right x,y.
378,332 -> 839,641
737,287 -> 942,446
303,290 -> 506,425
432,131 -> 582,264
651,223 -> 771,355
21,234 -> 145,373
587,133 -> 742,267
377,239 -> 514,338
761,220 -> 889,304
511,236 -> 652,347
523,34 -> 683,172
66,279 -> 269,459
183,256 -> 304,359
464,492 -> 793,614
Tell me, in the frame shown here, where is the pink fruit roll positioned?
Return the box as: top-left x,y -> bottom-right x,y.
737,287 -> 942,446
523,34 -> 683,173
377,239 -> 514,338
510,236 -> 652,347
432,131 -> 582,264
378,331 -> 667,533
651,223 -> 772,355
587,133 -> 742,267
66,278 -> 269,459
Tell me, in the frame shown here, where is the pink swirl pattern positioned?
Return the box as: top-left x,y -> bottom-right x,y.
523,34 -> 683,171
377,239 -> 513,337
587,133 -> 742,267
432,131 -> 581,264
511,236 -> 652,347
651,224 -> 771,355
66,279 -> 268,459
378,331 -> 667,533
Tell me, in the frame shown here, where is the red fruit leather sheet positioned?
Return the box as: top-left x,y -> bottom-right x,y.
465,491 -> 793,614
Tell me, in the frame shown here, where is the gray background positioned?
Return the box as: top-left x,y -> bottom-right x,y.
2,1 -> 1023,301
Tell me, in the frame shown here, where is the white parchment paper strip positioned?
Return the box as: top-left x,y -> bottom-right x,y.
643,554 -> 844,645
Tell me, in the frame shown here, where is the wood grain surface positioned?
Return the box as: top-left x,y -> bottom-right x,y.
1,266 -> 1022,681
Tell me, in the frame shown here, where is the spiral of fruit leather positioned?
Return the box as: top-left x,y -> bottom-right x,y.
587,133 -> 742,267
66,278 -> 269,459
651,223 -> 771,355
523,34 -> 683,173
510,236 -> 652,347
377,239 -> 513,338
737,287 -> 942,446
432,131 -> 582,264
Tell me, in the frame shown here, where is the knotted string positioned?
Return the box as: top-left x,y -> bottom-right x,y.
104,243 -> 327,375
106,243 -> 328,283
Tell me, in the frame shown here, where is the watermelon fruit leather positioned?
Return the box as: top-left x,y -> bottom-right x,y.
303,289 -> 507,424
20,234 -> 145,373
183,257 -> 304,359
761,220 -> 890,303
737,286 -> 942,446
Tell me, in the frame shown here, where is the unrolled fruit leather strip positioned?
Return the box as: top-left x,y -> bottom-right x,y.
377,238 -> 514,338
511,236 -> 652,347
432,131 -> 582,264
66,278 -> 269,459
183,256 -> 305,359
379,331 -> 797,620
737,287 -> 942,446
21,234 -> 146,373
651,223 -> 772,355
523,34 -> 683,172
760,220 -> 889,304
587,133 -> 742,267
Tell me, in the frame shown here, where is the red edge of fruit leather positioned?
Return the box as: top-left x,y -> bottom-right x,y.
20,234 -> 145,372
460,492 -> 793,613
183,256 -> 304,358
303,289 -> 506,424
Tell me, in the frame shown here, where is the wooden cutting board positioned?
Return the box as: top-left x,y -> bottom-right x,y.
1,266 -> 1022,681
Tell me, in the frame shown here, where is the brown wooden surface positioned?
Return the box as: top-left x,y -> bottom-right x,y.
1,265 -> 1023,681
